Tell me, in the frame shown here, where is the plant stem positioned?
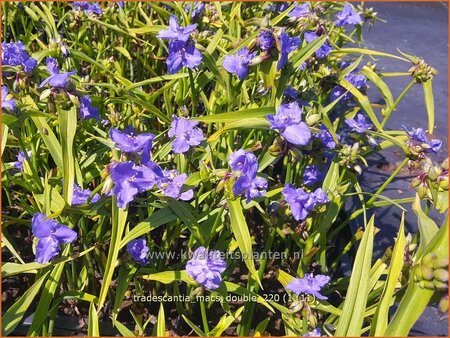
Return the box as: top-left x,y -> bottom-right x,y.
200,298 -> 209,335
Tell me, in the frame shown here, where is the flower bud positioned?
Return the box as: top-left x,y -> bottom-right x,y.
432,257 -> 449,269
439,295 -> 448,313
418,280 -> 435,290
101,176 -> 114,195
428,166 -> 441,181
433,280 -> 448,291
410,176 -> 422,188
269,137 -> 287,157
422,253 -> 437,267
289,300 -> 304,313
306,114 -> 321,126
441,158 -> 448,171
421,266 -> 434,281
416,184 -> 428,199
433,269 -> 449,283
438,176 -> 448,190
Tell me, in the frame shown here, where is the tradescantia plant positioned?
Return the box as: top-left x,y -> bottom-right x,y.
1,1 -> 448,337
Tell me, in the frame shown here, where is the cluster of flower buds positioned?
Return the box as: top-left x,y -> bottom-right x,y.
338,142 -> 363,175
413,252 -> 448,291
410,158 -> 448,211
408,58 -> 438,83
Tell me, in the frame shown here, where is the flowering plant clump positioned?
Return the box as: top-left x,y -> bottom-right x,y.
1,2 -> 447,337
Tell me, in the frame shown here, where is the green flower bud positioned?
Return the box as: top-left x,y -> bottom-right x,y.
439,296 -> 448,313
410,176 -> 422,188
418,280 -> 435,290
306,114 -> 321,126
269,136 -> 287,157
438,176 -> 448,190
422,253 -> 438,267
432,258 -> 449,269
441,158 -> 448,171
428,166 -> 441,181
289,300 -> 304,313
433,280 -> 448,291
433,269 -> 449,283
416,184 -> 428,199
421,266 -> 434,280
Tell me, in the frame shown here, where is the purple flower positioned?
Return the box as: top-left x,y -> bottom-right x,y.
13,150 -> 31,171
304,328 -> 322,337
403,126 -> 429,143
303,165 -> 323,186
265,3 -> 289,12
158,15 -> 198,42
223,47 -> 257,80
286,273 -> 330,300
315,125 -> 338,149
72,183 -> 100,206
110,127 -> 155,163
258,30 -> 276,52
32,213 -> 77,264
126,238 -> 149,265
72,2 -> 102,15
109,161 -> 161,208
330,72 -> 366,101
335,4 -> 362,27
2,42 -> 37,74
345,113 -> 373,133
402,125 -> 442,154
277,32 -> 301,70
266,102 -> 311,146
245,177 -> 268,203
185,2 -> 205,19
158,169 -> 194,201
229,149 -> 259,179
289,3 -> 310,18
283,184 -> 329,221
79,95 -> 101,121
39,57 -> 76,89
304,32 -> 332,59
167,40 -> 203,74
168,116 -> 204,153
2,86 -> 17,111
186,246 -> 227,289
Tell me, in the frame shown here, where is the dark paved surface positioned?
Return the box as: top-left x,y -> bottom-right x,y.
348,3 -> 448,336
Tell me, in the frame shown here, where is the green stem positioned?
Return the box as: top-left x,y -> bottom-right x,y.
382,80 -> 415,127
367,157 -> 409,205
188,69 -> 197,116
200,298 -> 209,335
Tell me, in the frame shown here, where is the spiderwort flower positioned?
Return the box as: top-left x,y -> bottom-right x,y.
330,72 -> 367,101
277,32 -> 301,70
258,30 -> 276,52
287,273 -> 330,300
39,57 -> 76,89
283,184 -> 329,221
158,169 -> 194,201
229,149 -> 259,179
110,127 -> 155,163
126,238 -> 149,265
79,95 -> 101,121
266,3 -> 289,12
289,3 -> 311,18
266,102 -> 311,146
223,47 -> 257,80
166,40 -> 203,74
2,41 -> 37,74
345,113 -> 373,133
109,161 -> 161,208
335,4 -> 362,27
72,2 -> 102,15
168,115 -> 204,154
158,15 -> 198,42
13,150 -> 31,171
315,125 -> 338,149
32,213 -> 77,264
72,183 -> 100,206
304,32 -> 332,59
245,176 -> 268,203
303,165 -> 323,186
2,86 -> 17,111
185,2 -> 205,19
186,246 -> 227,289
403,125 -> 442,154
304,328 -> 322,337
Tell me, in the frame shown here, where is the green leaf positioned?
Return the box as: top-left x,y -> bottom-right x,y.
208,118 -> 269,142
141,270 -> 191,284
168,201 -> 208,246
2,271 -> 49,336
193,107 -> 275,123
362,66 -> 394,110
422,80 -> 435,132
59,106 -> 77,206
335,216 -> 375,336
209,306 -> 244,336
371,213 -> 406,336
112,265 -> 138,320
112,318 -> 136,337
97,201 -> 128,310
157,303 -> 166,336
182,315 -> 206,336
227,198 -> 262,288
88,302 -> 100,336
412,195 -> 439,257
331,48 -> 409,62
